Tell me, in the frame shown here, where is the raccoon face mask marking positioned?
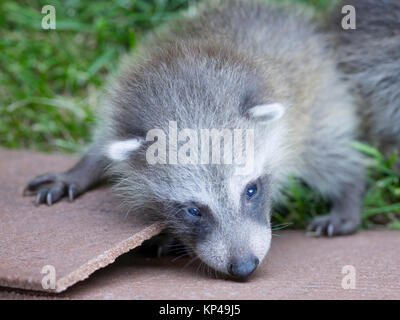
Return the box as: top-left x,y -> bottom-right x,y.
185,175 -> 272,278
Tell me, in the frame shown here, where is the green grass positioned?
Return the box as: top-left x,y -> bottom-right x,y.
273,143 -> 400,231
1,0 -> 399,230
0,0 -> 192,152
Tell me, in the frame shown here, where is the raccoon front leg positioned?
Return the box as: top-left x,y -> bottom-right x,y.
24,146 -> 109,205
306,180 -> 364,236
302,144 -> 365,236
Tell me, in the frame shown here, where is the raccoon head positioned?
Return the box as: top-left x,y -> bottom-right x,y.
103,42 -> 288,278
106,141 -> 275,278
104,101 -> 286,279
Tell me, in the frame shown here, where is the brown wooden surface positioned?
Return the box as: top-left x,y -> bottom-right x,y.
0,149 -> 161,292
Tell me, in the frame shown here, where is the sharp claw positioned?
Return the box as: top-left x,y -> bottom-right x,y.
35,193 -> 41,205
46,193 -> 53,206
36,193 -> 43,205
26,175 -> 78,206
327,224 -> 335,237
68,184 -> 77,202
35,189 -> 47,205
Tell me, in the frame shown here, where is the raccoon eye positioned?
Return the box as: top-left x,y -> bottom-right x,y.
186,207 -> 201,217
246,184 -> 258,199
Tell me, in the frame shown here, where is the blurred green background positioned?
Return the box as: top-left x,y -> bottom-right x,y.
0,0 -> 399,230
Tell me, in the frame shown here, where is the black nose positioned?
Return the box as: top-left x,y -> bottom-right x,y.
227,256 -> 259,278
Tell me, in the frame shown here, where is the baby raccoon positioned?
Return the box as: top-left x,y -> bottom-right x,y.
328,0 -> 400,164
25,0 -> 365,278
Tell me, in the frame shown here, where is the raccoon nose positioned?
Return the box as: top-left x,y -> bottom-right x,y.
227,256 -> 259,278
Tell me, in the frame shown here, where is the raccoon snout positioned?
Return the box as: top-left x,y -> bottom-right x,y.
227,256 -> 259,279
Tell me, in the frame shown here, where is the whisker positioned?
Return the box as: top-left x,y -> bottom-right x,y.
172,251 -> 192,262
196,261 -> 203,276
271,222 -> 293,231
183,255 -> 200,270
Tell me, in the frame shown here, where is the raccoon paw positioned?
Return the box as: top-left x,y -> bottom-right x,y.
306,214 -> 359,237
24,172 -> 82,206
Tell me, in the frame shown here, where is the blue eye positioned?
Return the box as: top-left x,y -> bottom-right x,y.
187,207 -> 201,216
246,184 -> 258,199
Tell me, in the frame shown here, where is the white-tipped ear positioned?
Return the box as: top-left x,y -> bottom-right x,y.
248,103 -> 285,122
106,138 -> 143,161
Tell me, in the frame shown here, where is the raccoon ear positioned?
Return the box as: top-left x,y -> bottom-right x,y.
248,103 -> 285,122
105,138 -> 144,161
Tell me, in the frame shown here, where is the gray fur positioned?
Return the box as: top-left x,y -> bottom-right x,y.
26,0 -> 365,277
327,0 -> 400,162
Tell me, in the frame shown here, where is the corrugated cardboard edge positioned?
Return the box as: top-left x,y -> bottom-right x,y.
0,223 -> 162,293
